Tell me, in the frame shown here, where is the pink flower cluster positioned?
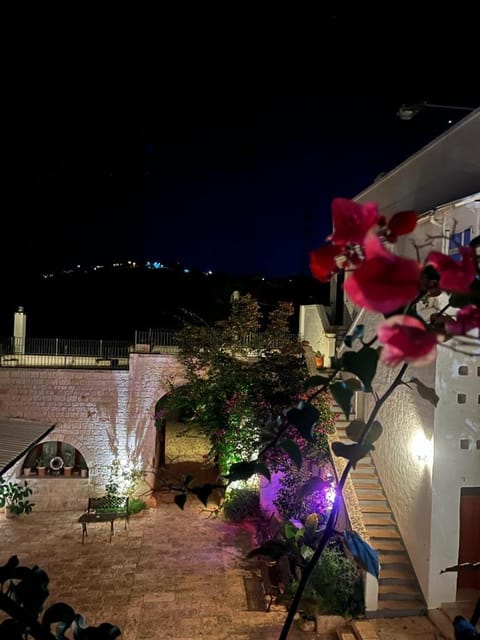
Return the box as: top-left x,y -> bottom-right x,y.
310,198 -> 479,367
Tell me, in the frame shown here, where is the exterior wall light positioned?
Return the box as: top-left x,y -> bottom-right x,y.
397,101 -> 475,121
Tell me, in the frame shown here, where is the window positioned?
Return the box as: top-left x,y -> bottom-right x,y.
22,441 -> 87,478
458,366 -> 469,376
448,228 -> 472,262
457,393 -> 467,404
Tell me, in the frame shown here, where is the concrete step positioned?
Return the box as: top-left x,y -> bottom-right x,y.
376,599 -> 427,616
362,516 -> 396,526
379,583 -> 423,595
373,539 -> 405,551
359,504 -> 390,513
380,568 -> 417,580
366,528 -> 401,539
377,552 -> 411,565
356,493 -> 387,501
349,472 -> 377,479
351,480 -> 382,489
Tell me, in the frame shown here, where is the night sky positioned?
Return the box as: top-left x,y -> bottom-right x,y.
5,28 -> 479,280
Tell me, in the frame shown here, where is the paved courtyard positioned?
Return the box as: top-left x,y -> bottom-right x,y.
0,491 -> 459,640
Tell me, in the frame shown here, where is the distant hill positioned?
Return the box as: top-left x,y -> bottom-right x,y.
2,266 -> 329,340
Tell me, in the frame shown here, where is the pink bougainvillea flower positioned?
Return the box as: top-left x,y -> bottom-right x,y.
377,315 -> 439,367
343,232 -> 422,314
425,247 -> 477,293
385,210 -> 417,242
445,304 -> 480,337
310,244 -> 340,282
329,198 -> 379,246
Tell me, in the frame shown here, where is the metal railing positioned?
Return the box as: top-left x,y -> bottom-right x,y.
0,337 -> 130,370
133,329 -> 300,352
0,330 -> 301,368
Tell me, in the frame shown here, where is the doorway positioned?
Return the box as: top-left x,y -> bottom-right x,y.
458,487 -> 480,592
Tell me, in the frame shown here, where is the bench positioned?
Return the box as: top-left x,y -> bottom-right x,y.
79,495 -> 129,543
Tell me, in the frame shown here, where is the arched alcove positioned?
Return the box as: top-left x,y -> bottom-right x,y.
22,440 -> 89,478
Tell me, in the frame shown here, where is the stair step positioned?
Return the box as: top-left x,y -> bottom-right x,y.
353,482 -> 383,490
377,552 -> 411,565
359,504 -> 390,513
351,620 -> 380,639
349,472 -> 377,479
366,528 -> 401,539
379,583 -> 422,595
374,540 -> 405,551
380,568 -> 416,580
362,516 -> 396,526
357,493 -> 387,501
376,600 -> 427,614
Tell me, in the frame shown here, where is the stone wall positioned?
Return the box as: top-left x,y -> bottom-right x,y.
0,354 -> 185,510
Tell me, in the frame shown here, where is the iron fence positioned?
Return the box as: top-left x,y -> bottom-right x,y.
0,337 -> 130,369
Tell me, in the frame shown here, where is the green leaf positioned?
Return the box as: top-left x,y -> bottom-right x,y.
254,462 -> 271,483
342,347 -> 379,391
287,404 -> 320,441
449,278 -> 480,308
344,378 -> 363,392
304,375 -> 330,390
346,420 -> 382,446
296,477 -> 332,499
174,494 -> 187,510
191,484 -> 215,507
331,441 -> 372,468
226,460 -> 259,482
279,439 -> 303,470
330,381 -> 353,420
283,522 -> 299,539
410,377 -> 439,408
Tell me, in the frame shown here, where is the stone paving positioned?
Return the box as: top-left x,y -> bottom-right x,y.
0,493 -> 457,640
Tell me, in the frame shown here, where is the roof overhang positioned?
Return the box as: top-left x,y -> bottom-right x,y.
0,419 -> 56,475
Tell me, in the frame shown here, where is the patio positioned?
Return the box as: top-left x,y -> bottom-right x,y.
1,493 -> 461,640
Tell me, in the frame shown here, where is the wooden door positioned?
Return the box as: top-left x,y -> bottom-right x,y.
458,488 -> 480,590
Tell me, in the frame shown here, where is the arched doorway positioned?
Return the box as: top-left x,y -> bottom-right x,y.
152,396 -> 220,497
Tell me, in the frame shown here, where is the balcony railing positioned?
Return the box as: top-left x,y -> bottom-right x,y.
0,337 -> 130,369
0,330 -> 301,369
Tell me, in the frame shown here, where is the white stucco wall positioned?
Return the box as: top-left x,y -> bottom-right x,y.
359,308 -> 436,605
299,304 -> 336,366
429,345 -> 480,607
343,197 -> 479,607
0,354 -> 185,509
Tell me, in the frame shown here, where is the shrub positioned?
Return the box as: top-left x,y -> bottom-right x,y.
129,498 -> 147,514
223,488 -> 261,522
293,544 -> 364,618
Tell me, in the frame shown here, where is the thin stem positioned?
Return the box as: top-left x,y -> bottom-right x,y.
278,362 -> 408,640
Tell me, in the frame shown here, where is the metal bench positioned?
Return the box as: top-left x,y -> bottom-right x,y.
79,495 -> 129,543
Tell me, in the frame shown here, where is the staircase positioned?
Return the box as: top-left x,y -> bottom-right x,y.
333,405 -> 427,618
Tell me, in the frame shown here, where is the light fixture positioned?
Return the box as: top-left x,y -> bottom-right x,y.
397,101 -> 475,121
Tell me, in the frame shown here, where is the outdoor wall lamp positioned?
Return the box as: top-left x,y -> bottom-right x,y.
397,101 -> 475,121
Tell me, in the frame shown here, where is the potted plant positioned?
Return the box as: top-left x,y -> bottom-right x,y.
63,451 -> 74,477
0,479 -> 35,517
314,351 -> 324,368
36,454 -> 49,477
79,459 -> 88,478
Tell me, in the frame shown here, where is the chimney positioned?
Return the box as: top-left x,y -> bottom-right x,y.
13,306 -> 26,354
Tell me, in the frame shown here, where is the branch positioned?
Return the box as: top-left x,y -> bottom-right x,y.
278,362 -> 408,640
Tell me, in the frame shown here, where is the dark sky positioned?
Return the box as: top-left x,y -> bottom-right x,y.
5,26 -> 479,279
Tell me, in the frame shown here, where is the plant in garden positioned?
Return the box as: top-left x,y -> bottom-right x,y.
0,478 -> 35,516
105,461 -> 145,497
223,488 -> 261,522
273,197 -> 479,639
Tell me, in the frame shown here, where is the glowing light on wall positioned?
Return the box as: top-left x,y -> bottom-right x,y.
411,431 -> 433,464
